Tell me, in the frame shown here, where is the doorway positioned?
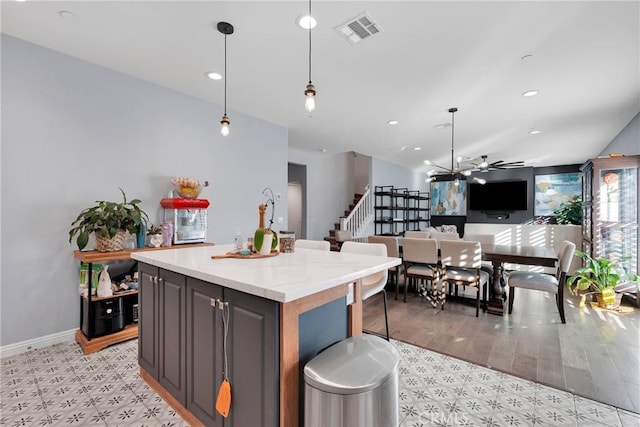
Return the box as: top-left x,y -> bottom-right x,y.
288,163 -> 307,239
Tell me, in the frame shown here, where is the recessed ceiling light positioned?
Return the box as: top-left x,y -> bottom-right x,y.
319,148 -> 327,153
297,15 -> 317,30
522,90 -> 539,97
414,147 -> 421,151
434,123 -> 451,129
206,71 -> 222,80
387,120 -> 398,125
529,129 -> 541,135
59,10 -> 77,20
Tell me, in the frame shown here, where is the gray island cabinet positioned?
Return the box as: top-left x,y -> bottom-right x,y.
132,244 -> 400,427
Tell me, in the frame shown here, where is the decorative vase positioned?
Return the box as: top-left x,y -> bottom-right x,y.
136,225 -> 146,249
95,230 -> 126,252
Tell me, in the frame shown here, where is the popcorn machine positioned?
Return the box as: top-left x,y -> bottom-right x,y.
160,198 -> 209,244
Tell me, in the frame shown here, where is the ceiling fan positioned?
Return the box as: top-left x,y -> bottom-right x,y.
424,107 -> 487,185
471,155 -> 525,172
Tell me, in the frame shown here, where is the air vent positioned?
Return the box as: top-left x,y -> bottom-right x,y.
335,12 -> 382,45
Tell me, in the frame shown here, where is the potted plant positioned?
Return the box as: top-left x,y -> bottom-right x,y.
69,188 -> 149,252
146,223 -> 163,248
553,195 -> 582,225
566,250 -> 638,309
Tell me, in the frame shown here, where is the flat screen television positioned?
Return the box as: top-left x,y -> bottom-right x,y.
468,180 -> 528,211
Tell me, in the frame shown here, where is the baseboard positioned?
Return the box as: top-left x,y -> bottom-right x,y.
0,328 -> 77,359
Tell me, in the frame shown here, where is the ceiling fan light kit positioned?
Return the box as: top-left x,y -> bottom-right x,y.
424,107 -> 525,183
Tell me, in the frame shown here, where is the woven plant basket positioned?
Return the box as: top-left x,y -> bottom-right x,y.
95,230 -> 126,252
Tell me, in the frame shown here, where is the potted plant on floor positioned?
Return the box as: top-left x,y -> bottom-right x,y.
69,188 -> 149,252
566,250 -> 638,309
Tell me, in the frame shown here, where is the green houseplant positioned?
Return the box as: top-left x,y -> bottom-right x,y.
69,188 -> 149,251
566,250 -> 638,308
554,195 -> 582,225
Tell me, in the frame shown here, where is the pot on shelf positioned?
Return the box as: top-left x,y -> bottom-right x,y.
95,230 -> 126,252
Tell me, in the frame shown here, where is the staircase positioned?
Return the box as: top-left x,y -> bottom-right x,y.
325,186 -> 373,251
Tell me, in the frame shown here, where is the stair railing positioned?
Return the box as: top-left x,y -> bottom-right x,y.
341,185 -> 373,240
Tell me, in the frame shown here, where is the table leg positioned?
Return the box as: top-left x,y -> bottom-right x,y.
486,261 -> 505,315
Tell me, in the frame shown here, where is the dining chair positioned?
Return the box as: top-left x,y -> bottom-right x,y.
440,240 -> 489,317
507,240 -> 575,324
404,230 -> 429,238
295,239 -> 330,251
463,233 -> 496,302
334,229 -> 352,250
430,231 -> 461,246
367,235 -> 402,298
340,241 -> 390,340
402,238 -> 439,305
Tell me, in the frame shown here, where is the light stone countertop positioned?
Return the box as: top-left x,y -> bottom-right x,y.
131,244 -> 401,303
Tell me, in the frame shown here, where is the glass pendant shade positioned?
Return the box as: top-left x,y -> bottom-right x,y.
220,115 -> 230,136
305,82 -> 316,112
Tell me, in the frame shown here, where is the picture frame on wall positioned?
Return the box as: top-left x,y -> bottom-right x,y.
534,172 -> 582,216
431,181 -> 466,216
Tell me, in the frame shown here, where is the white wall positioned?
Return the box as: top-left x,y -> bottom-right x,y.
287,149 -> 354,240
1,35 -> 288,346
599,112 -> 640,156
372,157 -> 428,192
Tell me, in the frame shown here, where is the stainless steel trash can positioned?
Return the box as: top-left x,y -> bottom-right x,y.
304,335 -> 400,427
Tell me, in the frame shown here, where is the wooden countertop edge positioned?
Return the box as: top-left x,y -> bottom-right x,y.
73,242 -> 214,262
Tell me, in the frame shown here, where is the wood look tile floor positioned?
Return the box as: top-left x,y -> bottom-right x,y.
363,284 -> 640,415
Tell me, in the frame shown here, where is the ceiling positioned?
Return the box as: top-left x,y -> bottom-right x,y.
2,1 -> 639,171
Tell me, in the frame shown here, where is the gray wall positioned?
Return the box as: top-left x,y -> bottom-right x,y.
1,35 -> 288,346
599,112 -> 640,156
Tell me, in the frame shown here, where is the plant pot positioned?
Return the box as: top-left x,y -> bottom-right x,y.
148,234 -> 163,248
594,292 -> 623,310
95,230 -> 126,252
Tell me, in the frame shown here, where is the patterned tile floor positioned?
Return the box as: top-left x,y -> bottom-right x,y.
1,338 -> 639,427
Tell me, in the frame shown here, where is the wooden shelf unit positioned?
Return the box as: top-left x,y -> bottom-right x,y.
74,242 -> 213,354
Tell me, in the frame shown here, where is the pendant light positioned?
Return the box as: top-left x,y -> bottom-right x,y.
303,0 -> 316,112
218,22 -> 234,136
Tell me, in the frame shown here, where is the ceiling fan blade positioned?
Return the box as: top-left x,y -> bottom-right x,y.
488,160 -> 525,169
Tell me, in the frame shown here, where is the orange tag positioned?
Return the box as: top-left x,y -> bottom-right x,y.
215,379 -> 231,417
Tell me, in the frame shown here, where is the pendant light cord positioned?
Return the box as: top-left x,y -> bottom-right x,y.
450,109 -> 455,170
224,33 -> 228,115
308,0 -> 312,83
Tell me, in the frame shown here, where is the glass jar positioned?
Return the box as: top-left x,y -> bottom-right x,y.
279,231 -> 295,253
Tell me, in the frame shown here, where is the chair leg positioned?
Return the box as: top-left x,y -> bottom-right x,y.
403,274 -> 409,303
557,287 -> 566,324
382,290 -> 390,341
394,269 -> 399,301
508,286 -> 515,314
475,287 -> 480,317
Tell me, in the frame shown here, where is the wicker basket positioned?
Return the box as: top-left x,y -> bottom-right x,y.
95,230 -> 126,252
595,292 -> 623,310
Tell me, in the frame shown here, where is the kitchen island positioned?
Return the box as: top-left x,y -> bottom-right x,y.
131,244 -> 400,427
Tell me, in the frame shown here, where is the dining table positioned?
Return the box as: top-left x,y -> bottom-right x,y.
482,244 -> 558,315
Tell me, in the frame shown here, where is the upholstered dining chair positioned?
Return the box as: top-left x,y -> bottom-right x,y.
295,239 -> 330,251
402,237 -> 439,305
404,230 -> 429,238
463,233 -> 496,301
507,240 -> 576,324
440,240 -> 489,317
430,231 -> 461,247
368,235 -> 402,299
340,241 -> 390,340
334,229 -> 352,250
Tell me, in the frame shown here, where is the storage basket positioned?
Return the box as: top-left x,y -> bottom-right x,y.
95,230 -> 126,252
